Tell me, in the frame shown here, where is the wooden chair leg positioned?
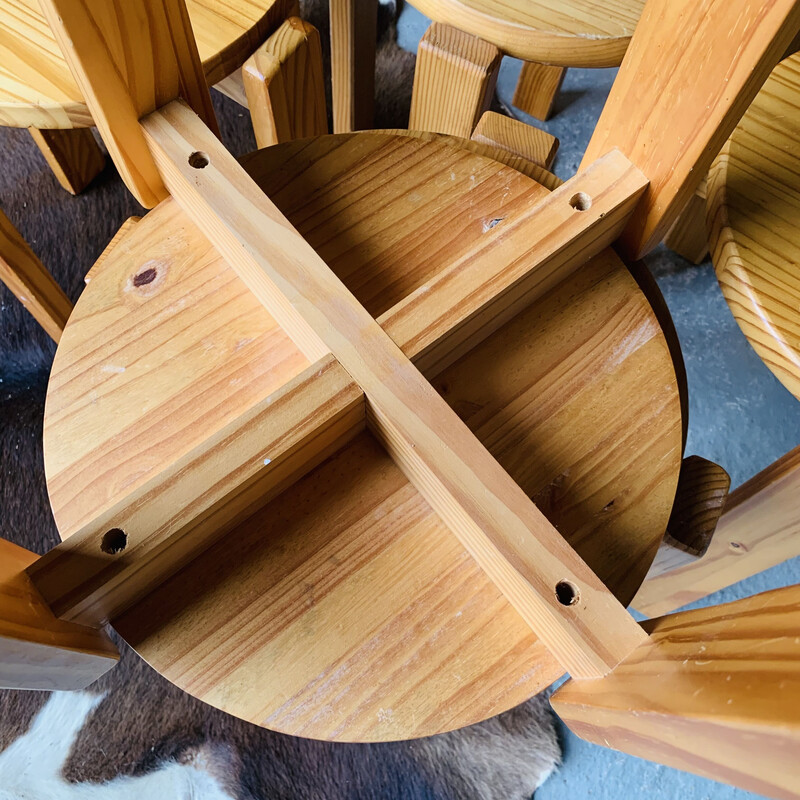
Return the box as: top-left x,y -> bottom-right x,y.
329,0 -> 377,133
243,17 -> 327,149
28,127 -> 105,195
663,177 -> 709,263
0,208 -> 72,341
512,62 -> 567,121
409,23 -> 501,138
472,110 -> 559,170
634,444 -> 800,616
0,539 -> 118,691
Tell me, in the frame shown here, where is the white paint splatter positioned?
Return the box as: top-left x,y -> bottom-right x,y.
101,365 -> 126,374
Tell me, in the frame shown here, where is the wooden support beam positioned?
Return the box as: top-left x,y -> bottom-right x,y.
472,110 -> 559,170
0,208 -> 72,342
131,100 -> 649,678
582,0 -> 800,260
512,62 -> 567,122
409,23 -> 501,139
0,540 -> 118,691
214,71 -> 249,109
552,584 -> 800,799
243,18 -> 327,149
28,128 -> 105,195
663,177 -> 709,264
634,445 -> 800,616
329,0 -> 377,133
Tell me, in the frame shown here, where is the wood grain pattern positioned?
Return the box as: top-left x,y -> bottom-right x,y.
243,17 -> 327,149
663,177 -> 709,264
512,62 -> 566,121
329,0 -> 377,132
407,0 -> 643,66
39,0 -> 219,209
409,23 -> 501,138
634,444 -> 800,617
84,217 -> 142,284
582,0 -> 800,260
471,110 -> 558,170
0,539 -> 118,691
708,54 -> 800,400
0,0 -> 295,129
28,127 -> 105,194
552,584 -> 800,799
45,132 -> 682,738
0,207 -> 71,341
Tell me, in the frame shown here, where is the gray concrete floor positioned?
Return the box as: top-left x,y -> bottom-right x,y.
397,5 -> 800,799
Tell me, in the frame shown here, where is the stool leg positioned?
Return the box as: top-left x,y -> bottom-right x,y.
243,18 -> 327,148
409,23 -> 501,138
329,0 -> 377,133
512,62 -> 567,121
0,208 -> 72,341
28,128 -> 105,195
663,177 -> 709,264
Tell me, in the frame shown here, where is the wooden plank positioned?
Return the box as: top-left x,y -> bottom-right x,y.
0,539 -> 118,690
0,207 -> 71,341
134,99 -> 651,678
213,71 -> 249,108
243,17 -> 327,148
84,216 -> 142,284
28,127 -> 105,195
581,0 -> 800,260
409,23 -> 501,139
39,0 -> 219,208
552,584 -> 800,800
663,177 -> 708,264
329,0 -> 377,132
512,62 -> 566,121
471,110 -> 558,170
634,444 -> 800,616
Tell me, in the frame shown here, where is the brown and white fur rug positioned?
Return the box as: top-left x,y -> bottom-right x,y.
0,1 -> 561,797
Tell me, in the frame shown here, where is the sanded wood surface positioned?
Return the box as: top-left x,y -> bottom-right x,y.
408,0 -> 643,66
707,54 -> 800,400
512,62 -> 566,121
583,0 -> 800,260
552,584 -> 800,799
663,177 -> 709,264
634,444 -> 800,617
0,539 -> 118,691
44,132 -> 682,738
0,207 -> 71,341
28,127 -> 105,194
472,111 -> 558,170
0,0 -> 296,129
243,17 -> 327,148
409,23 -> 501,139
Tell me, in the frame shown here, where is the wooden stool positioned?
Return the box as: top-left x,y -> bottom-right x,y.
329,0 -> 644,134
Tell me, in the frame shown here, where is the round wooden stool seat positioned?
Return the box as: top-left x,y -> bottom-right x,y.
708,53 -> 800,400
0,0 -> 292,128
407,0 -> 645,65
44,132 -> 681,741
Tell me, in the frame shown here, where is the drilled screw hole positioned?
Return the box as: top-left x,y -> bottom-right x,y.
101,528 -> 127,555
188,151 -> 209,169
556,580 -> 580,606
569,192 -> 592,211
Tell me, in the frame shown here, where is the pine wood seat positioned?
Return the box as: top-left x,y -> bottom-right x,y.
0,0 -> 294,129
42,131 -> 682,741
707,53 -> 800,400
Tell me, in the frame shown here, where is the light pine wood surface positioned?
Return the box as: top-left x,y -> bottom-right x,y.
243,17 -> 327,148
0,539 -> 118,691
408,0 -> 644,66
472,111 -> 558,170
27,127 -> 105,194
634,443 -> 800,617
552,584 -> 800,800
707,54 -> 800,400
0,0 -> 296,129
512,62 -> 567,121
44,132 -> 682,739
663,177 -> 709,264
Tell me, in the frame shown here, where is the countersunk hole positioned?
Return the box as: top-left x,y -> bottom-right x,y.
101,528 -> 127,555
569,192 -> 592,211
556,580 -> 580,606
133,267 -> 157,287
188,151 -> 209,169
